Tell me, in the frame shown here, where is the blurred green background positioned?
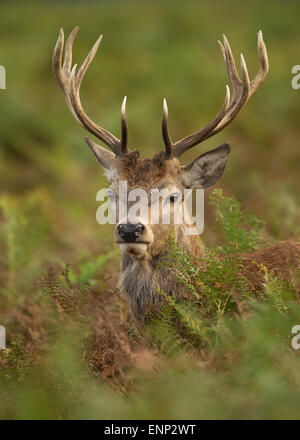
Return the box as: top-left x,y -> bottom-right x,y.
0,0 -> 300,420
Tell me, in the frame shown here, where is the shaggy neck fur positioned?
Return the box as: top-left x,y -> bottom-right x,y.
120,227 -> 203,323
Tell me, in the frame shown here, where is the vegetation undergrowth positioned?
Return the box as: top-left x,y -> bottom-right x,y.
1,0 -> 300,419
1,189 -> 299,419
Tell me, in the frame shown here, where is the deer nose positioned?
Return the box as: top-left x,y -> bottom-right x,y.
117,223 -> 145,243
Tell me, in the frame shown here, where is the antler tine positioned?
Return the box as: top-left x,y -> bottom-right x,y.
212,52 -> 250,133
53,27 -> 128,156
249,30 -> 269,96
121,96 -> 128,154
75,34 -> 102,89
164,31 -> 268,158
219,34 -> 241,101
53,27 -> 86,128
162,98 -> 173,158
63,26 -> 79,74
53,28 -> 65,89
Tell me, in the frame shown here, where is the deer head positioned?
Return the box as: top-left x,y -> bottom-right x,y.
53,27 -> 268,262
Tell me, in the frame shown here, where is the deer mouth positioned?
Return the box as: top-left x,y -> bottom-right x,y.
118,243 -> 149,259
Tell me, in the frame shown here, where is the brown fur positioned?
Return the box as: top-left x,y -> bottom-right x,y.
241,240 -> 300,292
113,154 -> 300,323
54,27 -> 294,324
116,151 -> 182,190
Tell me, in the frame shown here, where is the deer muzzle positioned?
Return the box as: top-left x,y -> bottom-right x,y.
117,223 -> 145,243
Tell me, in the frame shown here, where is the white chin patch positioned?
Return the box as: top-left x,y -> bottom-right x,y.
119,243 -> 148,259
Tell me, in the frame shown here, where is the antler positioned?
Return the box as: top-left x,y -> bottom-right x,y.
162,31 -> 269,159
53,27 -> 128,156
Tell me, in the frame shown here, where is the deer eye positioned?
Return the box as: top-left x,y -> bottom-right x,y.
168,193 -> 180,204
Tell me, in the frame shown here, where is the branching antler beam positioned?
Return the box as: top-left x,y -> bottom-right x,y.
163,31 -> 269,159
53,27 -> 128,156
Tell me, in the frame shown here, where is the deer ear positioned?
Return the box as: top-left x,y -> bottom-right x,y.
182,143 -> 230,189
85,137 -> 116,182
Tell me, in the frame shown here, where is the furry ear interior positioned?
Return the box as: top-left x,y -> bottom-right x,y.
85,137 -> 116,181
182,143 -> 230,189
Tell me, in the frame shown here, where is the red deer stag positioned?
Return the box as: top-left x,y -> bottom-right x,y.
53,27 -> 300,322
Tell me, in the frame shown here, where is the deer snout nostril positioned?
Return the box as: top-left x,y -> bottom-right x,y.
118,224 -> 128,234
117,223 -> 145,243
135,224 -> 145,236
